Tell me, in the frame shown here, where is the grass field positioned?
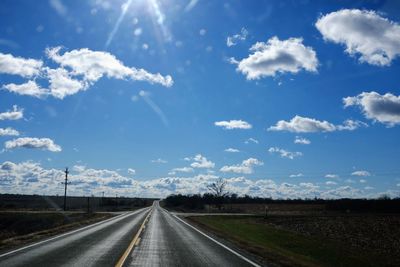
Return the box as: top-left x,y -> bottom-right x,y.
0,211 -> 114,252
188,215 -> 397,267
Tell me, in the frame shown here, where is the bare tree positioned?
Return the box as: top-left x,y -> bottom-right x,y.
207,178 -> 228,197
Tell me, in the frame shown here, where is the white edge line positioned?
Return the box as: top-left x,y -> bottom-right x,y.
167,209 -> 262,267
0,207 -> 150,259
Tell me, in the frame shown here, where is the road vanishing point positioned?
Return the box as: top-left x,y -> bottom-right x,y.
0,201 -> 262,267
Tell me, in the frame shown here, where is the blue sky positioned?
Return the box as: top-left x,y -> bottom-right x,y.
0,0 -> 400,198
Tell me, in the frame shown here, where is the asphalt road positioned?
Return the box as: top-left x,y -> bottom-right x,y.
0,208 -> 150,267
0,202 -> 262,267
127,202 -> 259,267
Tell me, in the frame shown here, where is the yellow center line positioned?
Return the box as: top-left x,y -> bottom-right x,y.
115,208 -> 152,267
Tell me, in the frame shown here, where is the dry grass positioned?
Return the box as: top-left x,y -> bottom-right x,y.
188,214 -> 399,267
0,211 -> 114,252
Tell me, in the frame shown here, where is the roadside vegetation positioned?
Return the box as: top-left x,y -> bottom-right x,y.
189,215 -> 399,267
164,183 -> 400,267
0,211 -> 114,252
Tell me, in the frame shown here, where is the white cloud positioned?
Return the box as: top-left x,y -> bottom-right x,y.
46,47 -> 173,87
268,147 -> 302,159
5,137 -> 62,152
0,161 -> 391,199
231,36 -> 318,79
268,115 -> 365,133
359,179 -> 367,183
0,47 -> 173,99
269,115 -> 335,132
344,91 -> 400,126
227,27 -> 248,47
215,120 -> 252,130
351,170 -> 371,177
199,29 -> 206,36
224,148 -> 240,153
325,174 -> 339,179
0,127 -> 19,136
0,105 -> 24,121
336,119 -> 368,130
345,179 -> 356,184
326,181 -> 337,186
2,81 -> 48,98
294,136 -> 311,145
72,165 -> 86,172
245,137 -> 259,144
45,67 -> 86,99
289,173 -> 303,178
0,52 -> 43,77
316,9 -> 400,66
172,167 -> 194,173
151,158 -> 168,164
190,154 -> 215,169
220,158 -> 263,174
127,168 -> 136,175
168,167 -> 194,175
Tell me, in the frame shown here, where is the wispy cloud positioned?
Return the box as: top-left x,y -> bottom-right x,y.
268,147 -> 302,159
151,158 -> 168,164
127,168 -> 136,175
224,148 -> 240,153
325,174 -> 339,179
245,138 -> 259,144
220,158 -> 263,174
5,137 -> 62,152
0,105 -> 24,121
215,120 -> 252,130
351,170 -> 371,177
294,136 -> 311,145
227,27 -> 248,47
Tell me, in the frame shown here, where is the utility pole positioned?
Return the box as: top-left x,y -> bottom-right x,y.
61,167 -> 71,211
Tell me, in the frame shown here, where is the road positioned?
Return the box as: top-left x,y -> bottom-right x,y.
127,201 -> 259,267
0,202 -> 262,267
0,208 -> 150,267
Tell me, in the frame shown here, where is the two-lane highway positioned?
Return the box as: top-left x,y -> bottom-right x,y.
0,208 -> 150,267
0,202 -> 262,267
127,201 -> 260,267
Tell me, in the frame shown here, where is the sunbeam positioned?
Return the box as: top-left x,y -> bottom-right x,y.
105,0 -> 133,48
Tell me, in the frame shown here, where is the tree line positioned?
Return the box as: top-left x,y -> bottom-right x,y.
163,193 -> 400,213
